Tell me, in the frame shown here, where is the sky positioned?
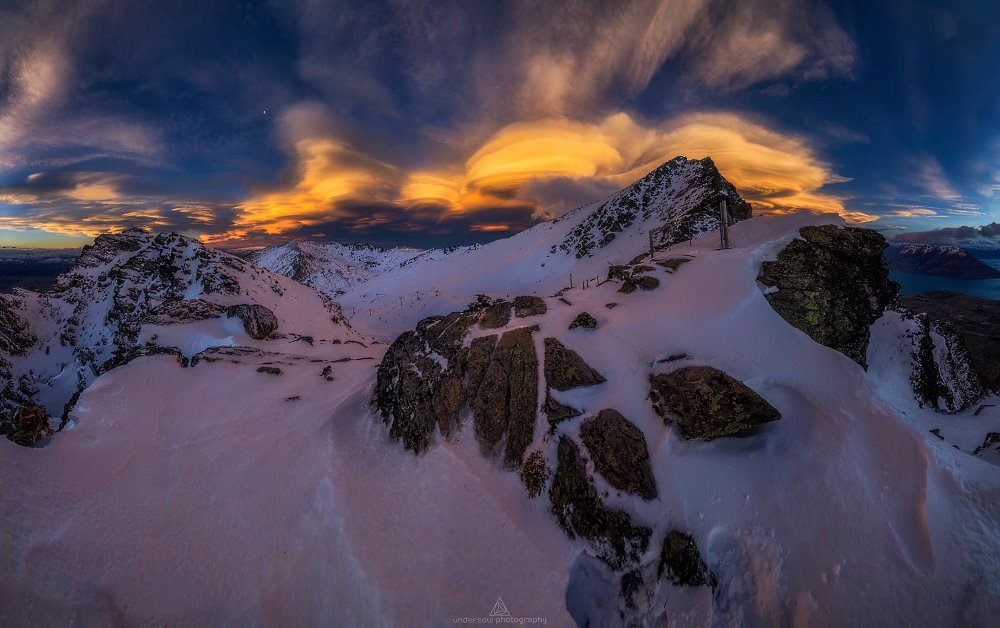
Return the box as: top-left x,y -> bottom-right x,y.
0,0 -> 997,249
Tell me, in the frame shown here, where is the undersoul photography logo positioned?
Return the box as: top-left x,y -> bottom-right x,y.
452,597 -> 547,624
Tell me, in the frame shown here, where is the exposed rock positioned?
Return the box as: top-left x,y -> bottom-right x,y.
320,365 -> 334,381
256,366 -> 282,375
374,309 -> 483,451
97,345 -> 188,375
549,436 -> 651,569
901,291 -> 1000,393
579,409 -> 657,500
544,338 -> 606,391
1,404 -> 52,447
907,311 -> 984,412
543,389 -> 582,433
656,257 -> 692,272
513,295 -> 547,317
658,530 -> 715,587
619,274 -> 660,294
373,311 -> 539,462
472,326 -> 539,468
521,449 -> 549,498
974,432 -> 1000,455
479,300 -> 512,329
758,225 -> 899,367
569,312 -> 598,330
649,366 -> 781,440
605,302 -> 619,309
146,298 -> 226,324
227,304 -> 279,340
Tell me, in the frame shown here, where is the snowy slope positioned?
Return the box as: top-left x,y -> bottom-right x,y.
340,156 -> 750,339
0,229 -> 363,426
246,240 -> 426,295
1,212 -> 998,626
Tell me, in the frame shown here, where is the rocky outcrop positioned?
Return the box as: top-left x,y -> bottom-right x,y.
479,300 -> 512,329
901,291 -> 1000,393
549,436 -> 651,568
373,307 -> 540,467
908,312 -> 984,412
649,366 -> 781,440
758,225 -> 899,367
580,409 -> 657,500
374,310 -> 480,452
226,304 -> 279,340
513,295 -> 547,317
543,390 -> 582,432
1,404 -> 52,447
472,326 -> 539,468
543,338 -> 606,391
658,531 -> 715,587
569,312 -> 598,330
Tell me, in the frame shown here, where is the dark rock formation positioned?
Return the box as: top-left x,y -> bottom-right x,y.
543,389 -> 582,432
256,366 -> 282,375
373,309 -> 540,467
649,366 -> 781,440
513,295 -> 547,317
479,300 -> 512,329
619,275 -> 660,294
579,409 -> 657,500
373,310 -> 479,452
901,291 -> 1000,393
658,531 -> 715,587
472,326 -> 539,468
1,404 -> 52,447
521,449 -> 549,498
656,257 -> 693,272
543,338 -> 606,391
227,304 -> 279,340
907,310 -> 984,412
569,312 -> 598,330
758,225 -> 899,367
549,436 -> 651,568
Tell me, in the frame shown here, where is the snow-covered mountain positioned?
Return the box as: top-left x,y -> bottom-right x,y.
244,240 -> 426,295
0,228 -> 364,428
2,157 -> 999,626
886,242 -> 1000,279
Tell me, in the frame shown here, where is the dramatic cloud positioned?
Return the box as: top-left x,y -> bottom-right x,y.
0,0 -> 994,247
209,106 -> 865,244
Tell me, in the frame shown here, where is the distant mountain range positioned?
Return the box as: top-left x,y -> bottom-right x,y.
886,242 -> 1000,280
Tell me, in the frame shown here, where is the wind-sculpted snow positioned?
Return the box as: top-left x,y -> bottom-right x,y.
1,195 -> 999,623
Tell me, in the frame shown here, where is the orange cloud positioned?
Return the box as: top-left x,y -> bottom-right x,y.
221,108 -> 871,239
232,137 -> 400,237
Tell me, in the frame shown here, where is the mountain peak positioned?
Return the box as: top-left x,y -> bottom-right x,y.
557,154 -> 751,258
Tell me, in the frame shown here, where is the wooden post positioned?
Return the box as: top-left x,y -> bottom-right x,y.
648,228 -> 654,260
569,273 -> 573,288
720,199 -> 730,249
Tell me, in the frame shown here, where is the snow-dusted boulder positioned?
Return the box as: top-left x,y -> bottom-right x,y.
579,409 -> 657,500
1,404 -> 51,447
758,224 -> 899,367
649,366 -> 781,440
542,337 -> 606,390
550,435 -> 651,568
226,304 -> 278,340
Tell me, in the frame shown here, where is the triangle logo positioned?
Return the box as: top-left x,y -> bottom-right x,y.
490,597 -> 511,617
